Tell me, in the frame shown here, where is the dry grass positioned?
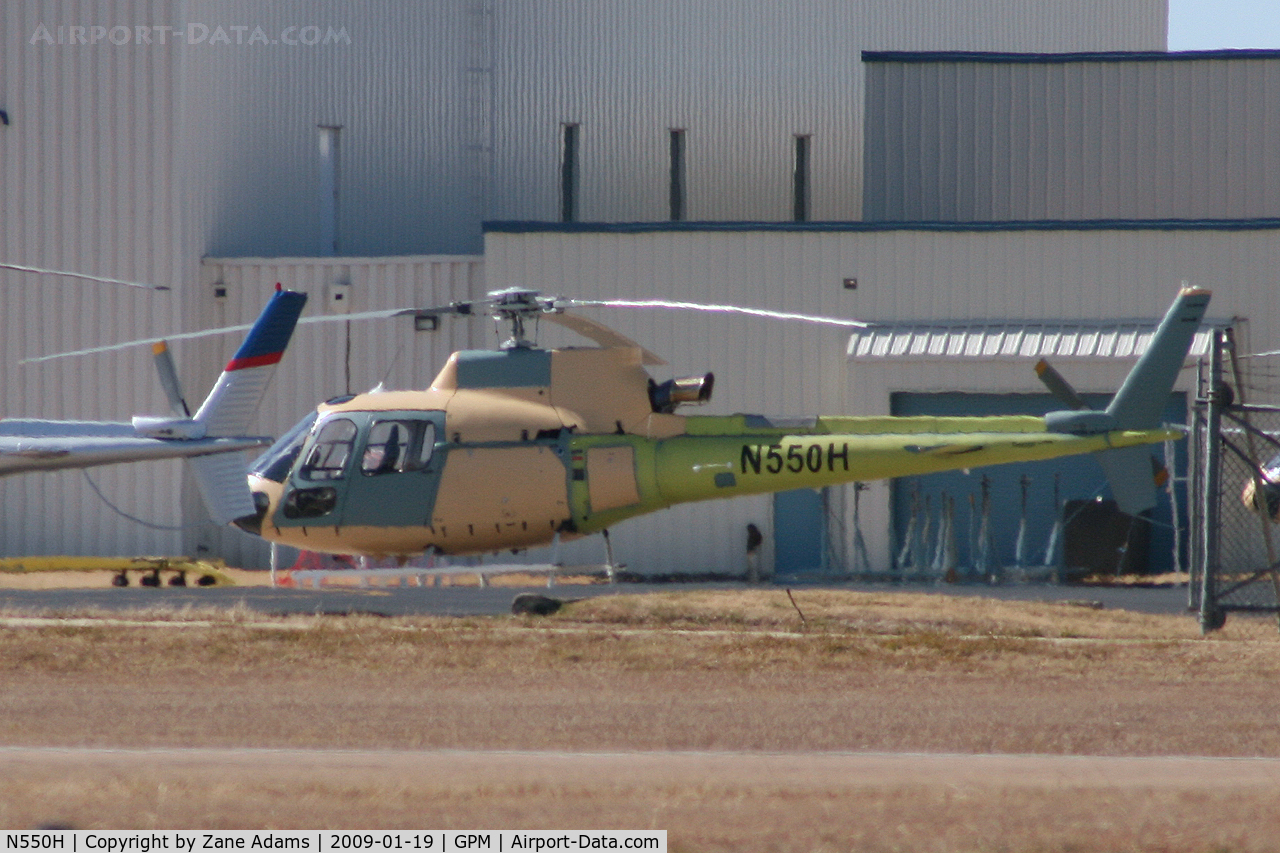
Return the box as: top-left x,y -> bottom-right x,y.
556,586 -> 1231,640
4,589 -> 1280,848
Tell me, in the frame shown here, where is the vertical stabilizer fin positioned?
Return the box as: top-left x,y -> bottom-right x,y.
1106,287 -> 1211,430
1092,286 -> 1210,516
1095,445 -> 1158,516
193,288 -> 308,437
187,286 -> 306,525
188,452 -> 258,526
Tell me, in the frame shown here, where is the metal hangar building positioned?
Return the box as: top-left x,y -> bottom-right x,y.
2,1 -> 1276,577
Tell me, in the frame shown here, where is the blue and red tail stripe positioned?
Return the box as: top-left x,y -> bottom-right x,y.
225,287 -> 308,372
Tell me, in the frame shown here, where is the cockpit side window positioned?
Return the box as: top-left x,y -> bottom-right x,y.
299,418 -> 358,481
416,422 -> 437,468
362,420 -> 409,475
361,419 -> 438,476
250,411 -> 318,483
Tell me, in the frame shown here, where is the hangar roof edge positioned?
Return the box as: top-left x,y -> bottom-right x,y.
862,49 -> 1280,64
485,219 -> 1280,235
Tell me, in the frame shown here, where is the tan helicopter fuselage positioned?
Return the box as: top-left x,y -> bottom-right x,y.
247,344 -> 691,558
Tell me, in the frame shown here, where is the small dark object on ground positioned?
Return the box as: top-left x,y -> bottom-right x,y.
512,593 -> 566,616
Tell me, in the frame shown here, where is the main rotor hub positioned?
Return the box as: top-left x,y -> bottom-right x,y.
486,287 -> 564,349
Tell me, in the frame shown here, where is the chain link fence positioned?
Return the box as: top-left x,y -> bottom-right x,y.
1193,328 -> 1280,631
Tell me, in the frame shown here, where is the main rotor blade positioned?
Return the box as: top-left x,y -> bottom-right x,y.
25,291 -> 865,363
1034,359 -> 1087,410
151,341 -> 191,417
541,312 -> 667,365
0,261 -> 170,291
572,298 -> 868,329
21,307 -> 409,364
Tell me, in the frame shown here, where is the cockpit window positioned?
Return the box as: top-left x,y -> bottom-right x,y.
250,411 -> 318,483
416,422 -> 437,468
360,419 -> 438,476
299,417 -> 358,481
362,421 -> 410,475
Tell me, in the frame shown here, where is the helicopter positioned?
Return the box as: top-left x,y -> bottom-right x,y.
228,285 -> 1211,563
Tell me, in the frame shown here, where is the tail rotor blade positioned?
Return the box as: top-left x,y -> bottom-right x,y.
1035,359 -> 1087,410
152,341 -> 190,417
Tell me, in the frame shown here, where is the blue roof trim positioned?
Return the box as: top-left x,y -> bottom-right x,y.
486,219 -> 1280,236
862,49 -> 1280,64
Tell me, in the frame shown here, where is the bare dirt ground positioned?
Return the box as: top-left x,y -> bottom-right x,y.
3,588 -> 1280,851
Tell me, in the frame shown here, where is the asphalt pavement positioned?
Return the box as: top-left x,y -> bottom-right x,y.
0,578 -> 1195,618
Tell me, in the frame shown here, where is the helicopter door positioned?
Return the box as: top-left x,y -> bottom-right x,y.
338,413 -> 446,529
277,415 -> 362,526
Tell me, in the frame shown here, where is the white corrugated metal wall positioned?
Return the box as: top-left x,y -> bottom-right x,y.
864,52 -> 1280,221
0,1 -> 187,557
490,0 -> 1166,226
173,0 -> 478,257
484,223 -> 1275,575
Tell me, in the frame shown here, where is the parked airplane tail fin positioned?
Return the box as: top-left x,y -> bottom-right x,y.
187,287 -> 307,524
193,287 -> 308,437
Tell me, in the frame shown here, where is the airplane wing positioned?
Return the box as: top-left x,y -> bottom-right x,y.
0,419 -> 268,476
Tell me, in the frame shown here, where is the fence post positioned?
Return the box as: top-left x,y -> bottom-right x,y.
1188,357 -> 1205,613
1199,329 -> 1227,632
